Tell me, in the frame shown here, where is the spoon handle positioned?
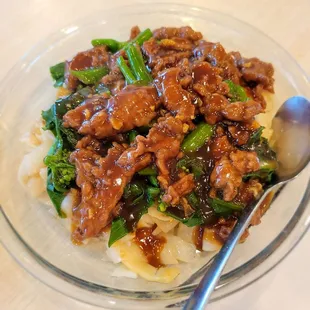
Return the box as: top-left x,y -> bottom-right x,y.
184,188 -> 273,310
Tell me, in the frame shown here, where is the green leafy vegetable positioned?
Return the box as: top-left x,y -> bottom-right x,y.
209,198 -> 244,216
225,80 -> 249,102
49,62 -> 65,87
42,89 -> 93,216
123,182 -> 144,205
70,66 -> 109,85
108,177 -> 159,247
243,128 -> 278,183
182,122 -> 214,153
108,217 -> 129,247
92,28 -> 152,52
247,126 -> 265,146
157,192 -> 204,227
186,192 -> 199,209
117,56 -> 137,84
124,43 -> 152,84
177,157 -> 204,178
44,150 -> 75,193
46,172 -> 67,217
160,208 -> 205,227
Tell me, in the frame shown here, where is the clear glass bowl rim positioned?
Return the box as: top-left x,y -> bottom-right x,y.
0,2 -> 309,308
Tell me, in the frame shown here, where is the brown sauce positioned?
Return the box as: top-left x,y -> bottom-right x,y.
259,191 -> 274,215
192,226 -> 204,251
134,226 -> 166,268
193,62 -> 218,86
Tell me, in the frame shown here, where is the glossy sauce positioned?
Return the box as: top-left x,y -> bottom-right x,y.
259,191 -> 274,215
134,226 -> 166,268
192,226 -> 204,251
192,62 -> 218,86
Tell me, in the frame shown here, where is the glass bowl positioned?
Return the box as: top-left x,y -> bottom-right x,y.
0,3 -> 309,309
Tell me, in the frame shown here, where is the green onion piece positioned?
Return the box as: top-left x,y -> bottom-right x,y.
91,28 -> 152,52
125,43 -> 152,84
138,165 -> 157,176
70,66 -> 109,85
131,28 -> 152,46
182,123 -> 214,153
128,130 -> 138,144
117,56 -> 137,84
147,187 -> 161,199
225,80 -> 249,102
148,175 -> 159,187
91,39 -> 124,52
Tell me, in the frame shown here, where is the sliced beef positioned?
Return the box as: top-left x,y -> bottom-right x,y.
228,124 -> 252,146
71,141 -> 151,242
63,86 -> 160,138
194,41 -> 241,84
162,174 -> 195,205
64,46 -> 110,90
129,25 -> 141,40
209,128 -> 234,159
118,116 -> 185,188
155,67 -> 195,123
192,62 -> 229,97
153,26 -> 203,42
200,93 -> 230,124
210,156 -> 242,201
222,100 -> 263,122
210,150 -> 260,201
239,57 -> 274,92
142,38 -> 193,75
230,150 -> 260,174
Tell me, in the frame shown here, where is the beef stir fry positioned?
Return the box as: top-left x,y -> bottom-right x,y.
43,26 -> 277,256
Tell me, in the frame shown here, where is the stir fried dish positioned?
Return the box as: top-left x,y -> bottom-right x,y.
40,26 -> 277,278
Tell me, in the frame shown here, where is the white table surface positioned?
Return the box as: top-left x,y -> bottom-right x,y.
0,0 -> 309,309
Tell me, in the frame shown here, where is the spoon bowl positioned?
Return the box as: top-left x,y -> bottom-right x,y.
271,96 -> 310,181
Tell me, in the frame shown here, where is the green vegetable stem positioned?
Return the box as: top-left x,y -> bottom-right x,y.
70,66 -> 109,85
138,165 -> 157,176
92,28 -> 152,52
182,122 -> 214,153
117,56 -> 137,84
128,129 -> 138,144
124,43 -> 153,84
91,39 -> 126,52
225,80 -> 249,102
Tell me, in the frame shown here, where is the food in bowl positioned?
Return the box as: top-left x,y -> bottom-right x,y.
18,25 -> 277,283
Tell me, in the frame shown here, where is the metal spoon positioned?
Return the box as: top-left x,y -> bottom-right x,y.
184,96 -> 310,310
